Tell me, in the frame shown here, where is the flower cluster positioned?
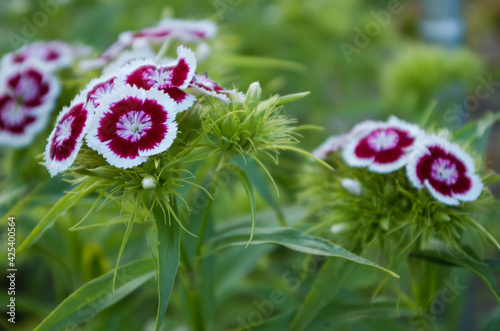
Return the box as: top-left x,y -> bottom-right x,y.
81,18 -> 217,71
44,44 -> 241,176
0,42 -> 89,147
315,116 -> 483,206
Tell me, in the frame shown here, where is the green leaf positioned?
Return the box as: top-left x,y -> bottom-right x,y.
483,306 -> 500,331
412,248 -> 500,303
202,227 -> 398,278
485,259 -> 500,271
17,181 -> 99,254
153,200 -> 181,331
454,112 -> 500,155
275,92 -> 310,105
227,163 -> 256,247
233,301 -> 411,331
290,256 -> 356,331
34,259 -> 154,331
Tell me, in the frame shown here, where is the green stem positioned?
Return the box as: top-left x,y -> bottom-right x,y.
178,267 -> 205,331
195,157 -> 226,256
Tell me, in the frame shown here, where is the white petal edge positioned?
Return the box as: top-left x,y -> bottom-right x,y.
173,45 -> 197,89
43,92 -> 89,176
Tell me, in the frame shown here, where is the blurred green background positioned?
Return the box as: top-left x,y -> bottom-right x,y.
1,0 -> 500,330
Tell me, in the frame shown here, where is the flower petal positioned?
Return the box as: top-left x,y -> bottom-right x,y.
44,93 -> 89,176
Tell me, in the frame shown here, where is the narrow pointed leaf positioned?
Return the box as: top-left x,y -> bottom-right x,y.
153,202 -> 181,331
275,92 -> 310,105
34,259 -> 154,331
18,181 -> 99,253
227,163 -> 256,246
412,248 -> 500,303
202,227 -> 398,278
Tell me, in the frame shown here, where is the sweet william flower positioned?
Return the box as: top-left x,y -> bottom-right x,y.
342,116 -> 422,173
80,19 -> 216,70
189,73 -> 244,103
313,120 -> 376,160
86,85 -> 178,169
2,41 -> 91,72
0,62 -> 60,147
44,93 -> 89,176
117,46 -> 196,111
406,135 -> 483,206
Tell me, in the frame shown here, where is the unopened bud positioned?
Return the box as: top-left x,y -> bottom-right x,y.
142,177 -> 157,190
244,81 -> 262,103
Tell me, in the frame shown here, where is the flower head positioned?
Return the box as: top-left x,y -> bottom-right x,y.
86,85 -> 178,169
117,46 -> 196,111
406,135 -> 483,205
44,93 -> 89,176
342,116 -> 422,173
313,120 -> 376,160
0,62 -> 60,147
189,73 -> 243,103
80,19 -> 216,70
2,41 -> 91,72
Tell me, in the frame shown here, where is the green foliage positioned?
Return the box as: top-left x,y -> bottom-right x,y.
381,45 -> 484,115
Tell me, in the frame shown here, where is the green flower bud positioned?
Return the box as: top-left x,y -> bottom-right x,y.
380,218 -> 390,231
244,81 -> 262,103
434,213 -> 451,223
221,115 -> 239,139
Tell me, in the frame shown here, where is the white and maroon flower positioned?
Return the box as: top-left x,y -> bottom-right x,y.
313,120 -> 377,160
86,85 -> 178,169
44,93 -> 89,176
80,19 -> 216,70
0,63 -> 60,147
83,72 -> 118,110
342,116 -> 422,173
313,135 -> 348,159
189,73 -> 243,103
406,135 -> 483,206
117,46 -> 196,111
2,41 -> 91,72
